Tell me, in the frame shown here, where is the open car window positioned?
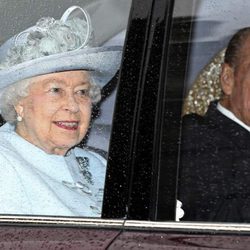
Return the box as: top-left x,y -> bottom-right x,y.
0,0 -> 131,218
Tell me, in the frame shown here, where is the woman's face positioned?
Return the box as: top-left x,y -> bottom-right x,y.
15,70 -> 92,155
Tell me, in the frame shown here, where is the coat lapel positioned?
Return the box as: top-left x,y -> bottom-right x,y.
205,102 -> 250,150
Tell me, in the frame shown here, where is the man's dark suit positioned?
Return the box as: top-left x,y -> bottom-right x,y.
178,101 -> 250,222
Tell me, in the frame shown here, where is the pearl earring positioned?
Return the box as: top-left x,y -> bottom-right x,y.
17,115 -> 22,122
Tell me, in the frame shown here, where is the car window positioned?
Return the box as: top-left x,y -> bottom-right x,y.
0,0 -> 131,218
164,0 -> 250,223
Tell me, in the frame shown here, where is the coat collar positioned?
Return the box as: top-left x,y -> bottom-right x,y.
205,101 -> 250,149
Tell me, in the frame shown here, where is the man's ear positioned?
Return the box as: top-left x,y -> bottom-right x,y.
220,63 -> 234,96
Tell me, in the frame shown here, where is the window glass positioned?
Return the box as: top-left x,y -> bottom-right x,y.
171,0 -> 250,222
0,0 -> 131,217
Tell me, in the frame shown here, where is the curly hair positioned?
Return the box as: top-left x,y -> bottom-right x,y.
0,73 -> 101,124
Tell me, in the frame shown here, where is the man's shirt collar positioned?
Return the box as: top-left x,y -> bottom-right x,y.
217,102 -> 250,132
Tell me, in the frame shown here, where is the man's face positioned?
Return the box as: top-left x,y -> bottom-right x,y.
221,37 -> 250,126
15,70 -> 92,155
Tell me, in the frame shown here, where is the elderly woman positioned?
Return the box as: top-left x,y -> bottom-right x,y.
0,6 -> 122,216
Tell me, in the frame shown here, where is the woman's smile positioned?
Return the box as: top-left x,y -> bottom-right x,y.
53,121 -> 79,131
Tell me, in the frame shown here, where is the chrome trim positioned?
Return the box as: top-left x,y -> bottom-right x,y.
124,220 -> 250,233
1,216 -> 250,233
0,215 -> 124,228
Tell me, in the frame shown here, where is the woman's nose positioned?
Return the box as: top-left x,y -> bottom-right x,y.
64,94 -> 79,113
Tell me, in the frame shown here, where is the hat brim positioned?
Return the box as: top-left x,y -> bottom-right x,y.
0,46 -> 122,89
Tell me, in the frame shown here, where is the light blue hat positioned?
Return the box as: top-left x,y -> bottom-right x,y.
0,6 -> 122,89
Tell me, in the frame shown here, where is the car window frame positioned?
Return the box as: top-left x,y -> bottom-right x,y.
1,0 -> 250,238
103,0 -> 179,221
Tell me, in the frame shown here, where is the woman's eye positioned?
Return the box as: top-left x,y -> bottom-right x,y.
77,89 -> 89,97
49,87 -> 61,94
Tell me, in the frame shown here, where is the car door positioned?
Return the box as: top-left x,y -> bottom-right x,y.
106,0 -> 250,248
2,0 -> 250,249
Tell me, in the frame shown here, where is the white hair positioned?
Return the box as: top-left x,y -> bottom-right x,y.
0,74 -> 101,124
0,79 -> 31,123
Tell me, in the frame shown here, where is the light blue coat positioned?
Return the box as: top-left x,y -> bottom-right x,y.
0,123 -> 106,217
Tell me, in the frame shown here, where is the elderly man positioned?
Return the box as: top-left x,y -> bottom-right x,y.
178,27 -> 250,222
